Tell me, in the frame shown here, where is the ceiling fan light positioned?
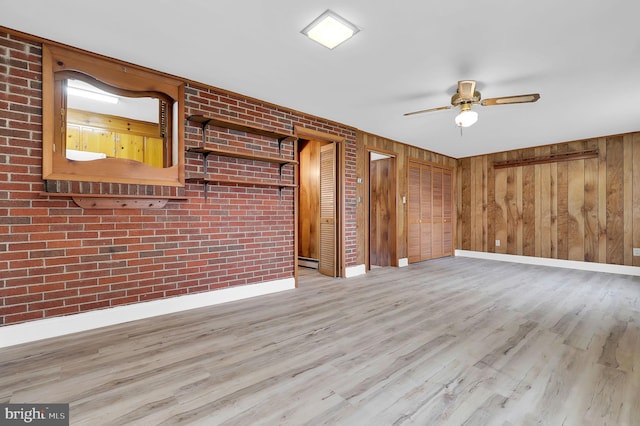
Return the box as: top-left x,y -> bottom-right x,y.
455,109 -> 478,127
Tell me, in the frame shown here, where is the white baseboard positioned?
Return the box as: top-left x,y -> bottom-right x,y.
345,264 -> 366,278
455,250 -> 640,276
0,278 -> 295,348
398,258 -> 409,267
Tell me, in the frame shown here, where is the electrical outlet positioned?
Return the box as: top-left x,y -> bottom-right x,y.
633,248 -> 640,257
495,240 -> 501,247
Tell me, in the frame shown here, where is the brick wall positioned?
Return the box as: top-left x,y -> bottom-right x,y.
0,30 -> 357,326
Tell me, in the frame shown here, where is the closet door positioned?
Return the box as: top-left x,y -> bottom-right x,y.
431,168 -> 444,258
442,169 -> 453,256
420,165 -> 432,260
319,143 -> 337,277
408,161 -> 453,263
408,164 -> 422,263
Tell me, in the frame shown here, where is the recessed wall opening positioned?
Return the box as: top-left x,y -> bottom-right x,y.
295,127 -> 345,283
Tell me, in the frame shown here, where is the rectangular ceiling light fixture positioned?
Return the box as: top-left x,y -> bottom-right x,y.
301,9 -> 360,49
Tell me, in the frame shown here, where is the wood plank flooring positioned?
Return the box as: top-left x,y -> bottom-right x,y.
1,257 -> 639,425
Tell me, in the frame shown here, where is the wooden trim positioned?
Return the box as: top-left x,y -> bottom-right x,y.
493,149 -> 599,169
294,126 -> 346,143
39,192 -> 187,209
295,126 -> 346,277
408,157 -> 455,171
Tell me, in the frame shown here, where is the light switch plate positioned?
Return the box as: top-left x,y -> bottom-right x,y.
495,240 -> 501,247
633,248 -> 640,256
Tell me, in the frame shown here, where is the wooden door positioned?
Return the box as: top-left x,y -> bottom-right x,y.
432,168 -> 444,258
408,161 -> 453,263
369,155 -> 396,267
442,169 -> 453,256
319,143 -> 337,277
408,164 -> 422,263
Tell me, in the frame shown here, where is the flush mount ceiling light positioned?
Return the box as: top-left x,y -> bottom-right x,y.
301,9 -> 360,49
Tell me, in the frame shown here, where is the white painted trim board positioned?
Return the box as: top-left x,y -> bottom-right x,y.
0,278 -> 295,348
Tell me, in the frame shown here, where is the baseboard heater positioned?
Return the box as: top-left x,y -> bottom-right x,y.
298,257 -> 319,269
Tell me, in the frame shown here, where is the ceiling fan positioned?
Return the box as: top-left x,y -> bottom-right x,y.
404,80 -> 540,127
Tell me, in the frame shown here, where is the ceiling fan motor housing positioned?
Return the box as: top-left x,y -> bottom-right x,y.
451,91 -> 481,106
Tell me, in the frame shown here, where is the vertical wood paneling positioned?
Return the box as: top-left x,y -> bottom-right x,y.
461,158 -> 471,250
583,139 -> 599,262
494,154 -> 508,254
623,134 -> 633,266
567,144 -> 585,261
522,163 -> 535,257
457,131 -> 639,267
534,149 -> 542,257
598,138 -> 608,263
539,146 -> 551,258
487,154 -> 496,253
606,136 -> 624,265
556,144 -> 569,259
549,147 -> 558,259
506,164 -> 517,255
634,133 -> 640,267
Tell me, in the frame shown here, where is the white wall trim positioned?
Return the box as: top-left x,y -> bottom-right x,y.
455,250 -> 640,276
398,258 -> 409,267
0,278 -> 295,348
345,264 -> 366,278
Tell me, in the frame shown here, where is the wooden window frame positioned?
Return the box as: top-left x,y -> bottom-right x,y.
42,43 -> 185,186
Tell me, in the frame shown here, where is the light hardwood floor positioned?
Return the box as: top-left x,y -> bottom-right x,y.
1,257 -> 639,425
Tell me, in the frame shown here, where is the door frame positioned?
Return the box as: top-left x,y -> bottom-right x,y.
365,147 -> 398,270
294,126 -> 346,279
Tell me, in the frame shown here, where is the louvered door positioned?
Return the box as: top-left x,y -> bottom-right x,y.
319,143 -> 336,277
408,161 -> 453,263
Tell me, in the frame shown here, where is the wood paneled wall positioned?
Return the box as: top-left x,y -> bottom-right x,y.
356,132 -> 457,265
457,132 -> 640,266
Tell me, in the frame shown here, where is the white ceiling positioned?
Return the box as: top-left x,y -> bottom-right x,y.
2,0 -> 640,158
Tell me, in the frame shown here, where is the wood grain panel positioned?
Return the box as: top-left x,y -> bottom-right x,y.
522,163 -> 535,257
539,147 -> 552,258
623,134 -> 633,265
567,147 -> 585,261
634,133 -> 640,267
583,140 -> 599,262
556,144 -> 569,260
460,158 -> 471,250
606,136 -> 624,265
457,131 -> 639,267
494,154 -> 508,254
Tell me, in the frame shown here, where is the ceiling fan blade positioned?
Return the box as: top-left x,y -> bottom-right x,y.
403,105 -> 453,116
481,93 -> 540,106
457,80 -> 476,99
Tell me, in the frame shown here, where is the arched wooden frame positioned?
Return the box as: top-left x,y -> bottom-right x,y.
42,44 -> 185,186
